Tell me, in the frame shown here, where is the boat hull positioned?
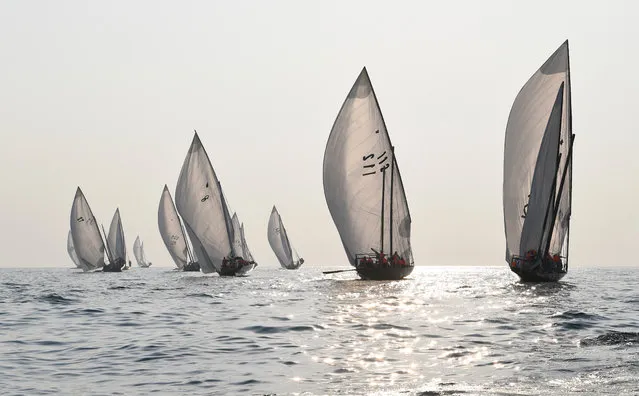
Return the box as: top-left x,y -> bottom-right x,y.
510,267 -> 567,282
218,263 -> 257,277
183,262 -> 201,272
356,265 -> 414,280
102,264 -> 123,272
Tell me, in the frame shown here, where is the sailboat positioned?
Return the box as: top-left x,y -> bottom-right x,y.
323,67 -> 414,280
69,187 -> 106,272
158,185 -> 200,272
503,40 -> 574,282
102,208 -> 127,272
267,206 -> 304,270
67,229 -> 88,271
133,236 -> 153,268
174,131 -> 256,277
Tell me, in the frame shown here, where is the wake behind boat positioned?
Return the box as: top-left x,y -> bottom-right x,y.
267,206 -> 304,270
503,40 -> 574,282
158,185 -> 201,272
323,67 -> 414,280
174,131 -> 256,277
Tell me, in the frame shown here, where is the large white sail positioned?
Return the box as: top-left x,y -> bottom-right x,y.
69,187 -> 105,270
67,229 -> 85,270
503,40 -> 572,262
519,84 -> 564,256
323,67 -> 413,266
175,132 -> 234,273
107,208 -> 127,263
267,206 -> 294,268
158,185 -> 189,269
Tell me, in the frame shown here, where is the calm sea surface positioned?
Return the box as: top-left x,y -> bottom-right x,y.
0,266 -> 637,396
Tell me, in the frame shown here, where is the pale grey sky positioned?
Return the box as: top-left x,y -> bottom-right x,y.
1,0 -> 637,268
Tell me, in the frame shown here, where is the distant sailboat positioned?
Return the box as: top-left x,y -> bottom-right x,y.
323,67 -> 414,280
103,208 -> 127,272
67,229 -> 88,271
174,131 -> 256,276
69,187 -> 106,272
503,40 -> 574,282
267,206 -> 304,270
158,185 -> 200,272
133,236 -> 153,268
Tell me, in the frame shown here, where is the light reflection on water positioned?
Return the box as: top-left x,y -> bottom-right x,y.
0,266 -> 637,395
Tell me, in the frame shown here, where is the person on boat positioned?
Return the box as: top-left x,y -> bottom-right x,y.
398,256 -> 406,266
379,251 -> 388,267
524,249 -> 537,262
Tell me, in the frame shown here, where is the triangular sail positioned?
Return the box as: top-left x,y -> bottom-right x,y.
69,187 -> 105,270
519,83 -> 564,256
240,223 -> 254,262
231,213 -> 245,258
158,185 -> 189,269
503,40 -> 572,263
67,229 -> 85,270
322,67 -> 413,266
133,236 -> 143,266
267,206 -> 294,268
107,208 -> 127,263
175,132 -> 233,273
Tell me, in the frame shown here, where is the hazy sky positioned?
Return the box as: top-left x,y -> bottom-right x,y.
1,0 -> 637,268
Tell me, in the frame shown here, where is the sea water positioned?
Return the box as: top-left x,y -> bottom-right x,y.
0,266 -> 637,395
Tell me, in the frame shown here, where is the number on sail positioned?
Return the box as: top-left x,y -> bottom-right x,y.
363,150 -> 390,176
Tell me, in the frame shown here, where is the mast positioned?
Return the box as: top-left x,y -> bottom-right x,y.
544,134 -> 576,256
380,167 -> 386,253
389,146 -> 395,256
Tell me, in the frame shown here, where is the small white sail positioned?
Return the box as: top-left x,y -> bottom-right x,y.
231,213 -> 245,259
158,185 -> 189,269
133,235 -> 144,267
240,223 -> 254,262
67,229 -> 86,270
503,40 -> 573,263
69,187 -> 105,271
267,206 -> 294,269
107,208 -> 127,264
323,67 -> 413,266
175,132 -> 234,273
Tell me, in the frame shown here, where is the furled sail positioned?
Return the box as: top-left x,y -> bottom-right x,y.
175,132 -> 234,273
107,208 -> 127,264
267,206 -> 294,268
503,40 -> 573,263
323,67 -> 413,266
69,187 -> 105,270
67,229 -> 85,270
158,185 -> 189,269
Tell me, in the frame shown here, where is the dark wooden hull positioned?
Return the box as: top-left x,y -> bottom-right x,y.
356,265 -> 414,280
218,263 -> 256,277
511,267 -> 567,282
183,262 -> 201,272
102,264 -> 123,272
